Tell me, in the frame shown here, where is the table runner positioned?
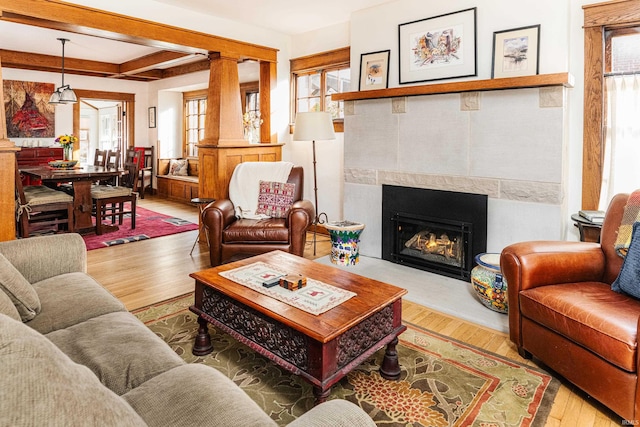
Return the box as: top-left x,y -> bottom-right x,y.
219,262 -> 356,315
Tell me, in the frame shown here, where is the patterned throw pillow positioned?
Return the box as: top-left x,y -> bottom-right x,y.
168,159 -> 189,176
255,181 -> 296,218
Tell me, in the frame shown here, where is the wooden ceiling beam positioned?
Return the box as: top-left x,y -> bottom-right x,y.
0,0 -> 278,62
119,51 -> 193,74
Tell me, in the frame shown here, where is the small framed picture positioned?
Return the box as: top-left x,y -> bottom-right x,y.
359,50 -> 390,91
399,8 -> 477,84
148,107 -> 156,128
491,25 -> 540,79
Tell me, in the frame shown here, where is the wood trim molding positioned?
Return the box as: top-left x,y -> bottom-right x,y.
290,47 -> 350,72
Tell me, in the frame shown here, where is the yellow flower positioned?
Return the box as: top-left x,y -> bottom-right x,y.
55,134 -> 78,146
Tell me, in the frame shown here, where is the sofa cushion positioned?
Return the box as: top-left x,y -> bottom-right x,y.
223,218 -> 289,243
0,253 -> 40,321
0,314 -> 146,427
168,159 -> 189,176
612,221 -> 640,298
46,311 -> 185,395
123,364 -> 277,427
0,287 -> 21,321
28,272 -> 126,334
520,281 -> 639,372
255,180 -> 295,218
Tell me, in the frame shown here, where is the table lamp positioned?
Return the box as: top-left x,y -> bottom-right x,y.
293,112 -> 336,255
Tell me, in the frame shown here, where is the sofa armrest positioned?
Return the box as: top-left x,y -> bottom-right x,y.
202,199 -> 237,266
288,399 -> 376,427
0,234 -> 86,283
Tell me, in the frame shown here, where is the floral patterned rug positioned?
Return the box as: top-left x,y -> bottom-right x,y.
134,294 -> 559,427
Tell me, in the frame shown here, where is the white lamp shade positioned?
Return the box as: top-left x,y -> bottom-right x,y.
49,90 -> 62,104
293,112 -> 336,141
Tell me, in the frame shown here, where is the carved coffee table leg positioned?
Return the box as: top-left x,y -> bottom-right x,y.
313,387 -> 331,406
380,336 -> 402,380
192,316 -> 213,356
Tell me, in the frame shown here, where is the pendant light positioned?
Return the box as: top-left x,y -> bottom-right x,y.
49,38 -> 77,104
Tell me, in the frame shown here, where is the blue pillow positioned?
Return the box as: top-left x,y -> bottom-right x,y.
612,222 -> 640,298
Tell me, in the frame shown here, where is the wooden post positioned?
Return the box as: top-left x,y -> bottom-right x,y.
0,56 -> 20,241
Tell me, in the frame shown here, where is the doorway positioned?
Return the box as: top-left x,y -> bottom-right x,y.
73,90 -> 135,166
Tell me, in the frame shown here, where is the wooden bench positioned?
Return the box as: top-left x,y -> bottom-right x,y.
156,157 -> 199,204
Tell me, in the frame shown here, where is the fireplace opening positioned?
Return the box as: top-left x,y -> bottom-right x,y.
382,186 -> 487,280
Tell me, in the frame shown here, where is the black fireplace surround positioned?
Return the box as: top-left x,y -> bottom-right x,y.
382,185 -> 487,280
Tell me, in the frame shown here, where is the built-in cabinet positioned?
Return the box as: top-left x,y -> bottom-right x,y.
16,147 -> 63,185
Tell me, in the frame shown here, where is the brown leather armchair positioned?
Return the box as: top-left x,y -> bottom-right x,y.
501,193 -> 640,421
202,166 -> 315,267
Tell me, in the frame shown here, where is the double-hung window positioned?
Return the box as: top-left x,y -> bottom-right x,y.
184,90 -> 206,157
290,47 -> 350,132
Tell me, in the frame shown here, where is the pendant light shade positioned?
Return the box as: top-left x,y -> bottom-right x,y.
49,38 -> 77,105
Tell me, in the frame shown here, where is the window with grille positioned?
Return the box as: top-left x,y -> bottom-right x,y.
184,90 -> 206,157
290,47 -> 350,131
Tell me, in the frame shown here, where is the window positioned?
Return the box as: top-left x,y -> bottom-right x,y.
290,47 -> 350,132
184,90 -> 207,157
582,1 -> 640,210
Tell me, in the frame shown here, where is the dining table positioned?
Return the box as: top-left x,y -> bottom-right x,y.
19,165 -> 126,234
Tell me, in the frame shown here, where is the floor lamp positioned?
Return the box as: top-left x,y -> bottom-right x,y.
293,112 -> 336,255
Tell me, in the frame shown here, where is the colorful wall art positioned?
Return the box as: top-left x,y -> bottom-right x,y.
3,80 -> 55,138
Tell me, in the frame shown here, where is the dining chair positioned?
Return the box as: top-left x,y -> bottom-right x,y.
91,150 -> 141,235
94,149 -> 108,167
101,149 -> 121,186
133,146 -> 154,198
14,159 -> 74,238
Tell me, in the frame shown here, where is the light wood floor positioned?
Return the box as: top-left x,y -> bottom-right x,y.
88,195 -> 621,427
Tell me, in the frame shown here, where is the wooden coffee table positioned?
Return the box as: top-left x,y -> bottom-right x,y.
189,250 -> 407,404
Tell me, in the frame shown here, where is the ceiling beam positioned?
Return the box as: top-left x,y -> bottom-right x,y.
0,0 -> 278,62
119,51 -> 194,74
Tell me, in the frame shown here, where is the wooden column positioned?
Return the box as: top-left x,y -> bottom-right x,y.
0,57 -> 20,241
259,61 -> 276,143
201,54 -> 245,147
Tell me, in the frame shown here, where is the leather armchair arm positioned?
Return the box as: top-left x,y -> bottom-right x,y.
202,199 -> 237,266
501,241 -> 606,292
287,199 -> 314,256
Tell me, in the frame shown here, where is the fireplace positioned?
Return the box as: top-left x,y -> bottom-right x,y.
382,185 -> 487,280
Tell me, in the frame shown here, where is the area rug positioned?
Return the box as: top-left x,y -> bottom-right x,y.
83,206 -> 198,250
134,294 -> 559,427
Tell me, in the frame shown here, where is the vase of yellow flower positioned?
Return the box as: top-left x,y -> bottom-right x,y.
242,111 -> 263,144
55,134 -> 78,161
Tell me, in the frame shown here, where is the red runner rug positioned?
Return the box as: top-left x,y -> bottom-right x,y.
82,206 -> 198,250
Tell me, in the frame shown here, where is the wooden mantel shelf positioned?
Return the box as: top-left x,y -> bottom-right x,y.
332,72 -> 574,102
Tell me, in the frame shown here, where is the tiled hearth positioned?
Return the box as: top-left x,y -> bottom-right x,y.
342,86 -> 569,257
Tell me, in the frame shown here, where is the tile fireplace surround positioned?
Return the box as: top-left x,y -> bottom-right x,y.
343,86 -> 568,258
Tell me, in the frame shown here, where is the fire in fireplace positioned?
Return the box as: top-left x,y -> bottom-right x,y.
382,186 -> 487,280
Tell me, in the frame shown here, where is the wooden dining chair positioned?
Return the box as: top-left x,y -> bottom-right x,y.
94,149 -> 108,167
133,146 -> 154,198
14,160 -> 74,238
91,150 -> 141,235
101,149 -> 121,186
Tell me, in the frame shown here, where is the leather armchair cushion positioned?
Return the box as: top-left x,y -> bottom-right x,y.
223,218 -> 289,243
520,281 -> 640,372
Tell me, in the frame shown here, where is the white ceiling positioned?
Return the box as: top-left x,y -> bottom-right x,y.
153,0 -> 392,35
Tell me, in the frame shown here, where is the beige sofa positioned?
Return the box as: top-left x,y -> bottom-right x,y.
156,157 -> 199,203
0,234 -> 375,427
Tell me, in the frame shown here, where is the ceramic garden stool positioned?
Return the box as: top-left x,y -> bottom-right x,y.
325,220 -> 365,266
470,252 -> 508,314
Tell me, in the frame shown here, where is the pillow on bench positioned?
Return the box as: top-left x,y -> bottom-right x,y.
168,159 -> 189,176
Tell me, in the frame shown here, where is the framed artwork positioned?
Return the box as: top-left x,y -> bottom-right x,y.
491,25 -> 540,78
398,7 -> 477,84
148,107 -> 156,128
359,50 -> 390,90
3,80 -> 55,138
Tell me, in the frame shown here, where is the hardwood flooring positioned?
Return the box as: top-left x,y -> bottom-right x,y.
88,195 -> 621,427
